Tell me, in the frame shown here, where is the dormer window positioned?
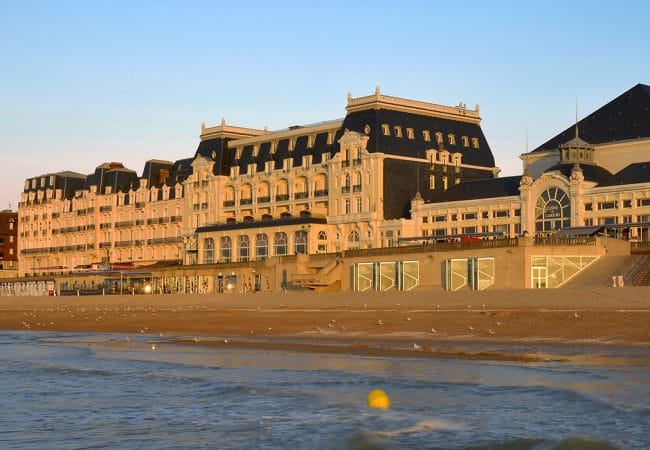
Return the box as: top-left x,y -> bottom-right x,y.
471,137 -> 479,149
253,144 -> 260,158
307,135 -> 315,148
288,138 -> 296,152
462,136 -> 469,147
435,132 -> 443,144
270,141 -> 277,155
247,163 -> 256,176
235,147 -> 243,160
381,124 -> 390,136
422,130 -> 431,142
327,131 -> 335,145
265,160 -> 274,174
448,134 -> 456,145
406,128 -> 414,139
394,126 -> 402,137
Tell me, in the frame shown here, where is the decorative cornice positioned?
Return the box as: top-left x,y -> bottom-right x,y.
346,89 -> 481,124
227,119 -> 344,147
200,121 -> 268,142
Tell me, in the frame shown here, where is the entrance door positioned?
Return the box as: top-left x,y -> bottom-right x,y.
531,266 -> 548,289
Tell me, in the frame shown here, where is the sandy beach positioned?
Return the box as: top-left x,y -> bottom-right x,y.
2,287 -> 649,361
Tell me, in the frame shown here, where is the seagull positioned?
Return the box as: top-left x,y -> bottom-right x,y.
431,328 -> 437,333
328,323 -> 334,328
340,326 -> 346,331
488,329 -> 495,335
223,339 -> 229,343
496,322 -> 502,326
316,326 -> 322,333
469,325 -> 474,330
574,312 -> 580,318
413,343 -> 423,350
151,344 -> 156,350
376,319 -> 384,326
405,317 -> 411,321
193,337 -> 199,343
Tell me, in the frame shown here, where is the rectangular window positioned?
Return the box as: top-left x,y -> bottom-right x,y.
599,217 -> 617,225
344,199 -> 350,215
394,126 -> 402,137
406,128 -> 414,139
471,137 -> 479,149
623,199 -> 632,208
448,134 -> 456,145
598,201 -> 617,210
422,216 -> 429,224
443,176 -> 448,190
482,211 -> 489,219
622,216 -> 633,223
355,197 -> 362,213
429,175 -> 435,189
381,124 -> 390,136
463,226 -> 477,234
451,213 -> 458,221
422,130 -> 431,142
584,218 -> 594,226
637,199 -> 650,207
434,215 -> 446,222
584,202 -> 593,211
462,136 -> 469,147
493,210 -> 509,218
462,212 -> 477,220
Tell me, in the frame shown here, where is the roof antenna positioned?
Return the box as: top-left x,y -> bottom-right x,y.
575,98 -> 579,139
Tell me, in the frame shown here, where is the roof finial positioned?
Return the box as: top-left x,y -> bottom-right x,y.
347,91 -> 352,101
375,85 -> 381,97
201,122 -> 205,131
221,117 -> 226,126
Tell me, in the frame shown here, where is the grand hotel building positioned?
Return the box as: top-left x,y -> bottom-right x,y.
16,84 -> 650,290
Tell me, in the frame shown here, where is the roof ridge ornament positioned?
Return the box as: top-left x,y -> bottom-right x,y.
375,85 -> 381,97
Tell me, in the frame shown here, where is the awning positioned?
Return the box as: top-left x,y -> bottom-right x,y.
555,226 -> 603,236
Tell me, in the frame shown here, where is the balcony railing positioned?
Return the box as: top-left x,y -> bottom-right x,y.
295,192 -> 309,199
314,189 -> 328,197
533,236 -> 596,246
257,196 -> 270,204
115,220 -> 135,229
341,186 -> 350,194
100,206 -> 112,213
275,194 -> 289,202
135,202 -> 146,209
135,219 -> 145,226
223,200 -> 236,207
353,185 -> 362,192
147,236 -> 182,245
170,215 -> 183,223
240,198 -> 253,206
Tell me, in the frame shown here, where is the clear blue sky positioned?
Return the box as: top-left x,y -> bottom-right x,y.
2,0 -> 649,210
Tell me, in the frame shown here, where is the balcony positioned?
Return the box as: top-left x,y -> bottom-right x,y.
353,158 -> 362,166
240,198 -> 253,206
223,200 -> 236,207
135,219 -> 145,226
341,186 -> 350,194
276,194 -> 290,202
193,204 -> 200,211
99,242 -> 112,249
100,223 -> 112,230
170,215 -> 182,223
115,220 -> 135,229
100,205 -> 112,213
257,196 -> 270,204
314,189 -> 328,198
295,192 -> 309,200
147,236 -> 182,245
135,202 -> 146,209
353,185 -> 362,193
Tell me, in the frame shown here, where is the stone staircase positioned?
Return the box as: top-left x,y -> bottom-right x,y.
629,255 -> 650,286
566,255 -> 650,288
291,255 -> 343,291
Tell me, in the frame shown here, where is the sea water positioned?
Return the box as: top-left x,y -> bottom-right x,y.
1,331 -> 649,450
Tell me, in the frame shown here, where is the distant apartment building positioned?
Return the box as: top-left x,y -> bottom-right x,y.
0,210 -> 18,278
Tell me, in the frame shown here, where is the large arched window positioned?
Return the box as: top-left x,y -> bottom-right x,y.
221,237 -> 232,262
255,234 -> 268,259
203,238 -> 214,264
238,235 -> 250,261
535,187 -> 571,232
347,230 -> 360,249
294,230 -> 307,254
274,232 -> 288,256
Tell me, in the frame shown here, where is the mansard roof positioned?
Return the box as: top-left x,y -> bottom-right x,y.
430,175 -> 522,203
597,162 -> 650,187
23,171 -> 86,198
544,162 -> 612,183
533,83 -> 650,153
339,108 -> 495,167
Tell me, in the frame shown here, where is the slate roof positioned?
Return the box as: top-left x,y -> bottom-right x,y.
430,175 -> 522,203
340,109 -> 495,167
597,162 -> 650,187
544,163 -> 612,183
533,83 -> 650,152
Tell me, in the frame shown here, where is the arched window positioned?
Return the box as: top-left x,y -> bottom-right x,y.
255,234 -> 268,259
354,172 -> 362,188
274,232 -> 288,256
203,238 -> 214,264
534,187 -> 571,232
238,235 -> 250,261
347,230 -> 360,249
294,230 -> 307,254
221,237 -> 232,262
317,230 -> 328,253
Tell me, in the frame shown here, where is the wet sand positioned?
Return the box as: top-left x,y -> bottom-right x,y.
2,287 -> 649,361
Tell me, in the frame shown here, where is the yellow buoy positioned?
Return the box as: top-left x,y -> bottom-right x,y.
367,389 -> 391,410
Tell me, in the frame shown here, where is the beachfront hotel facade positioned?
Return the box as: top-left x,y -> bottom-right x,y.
14,84 -> 650,292
17,88 -> 498,277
